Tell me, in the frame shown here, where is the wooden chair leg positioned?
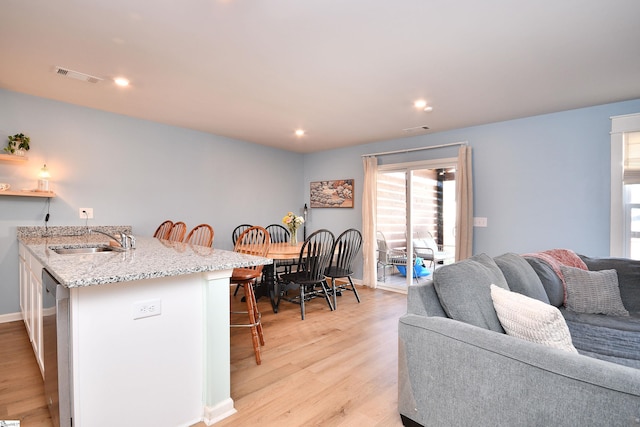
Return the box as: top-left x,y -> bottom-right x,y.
248,282 -> 264,346
233,283 -> 242,296
243,281 -> 263,364
321,280 -> 335,311
348,277 -> 361,303
300,284 -> 306,320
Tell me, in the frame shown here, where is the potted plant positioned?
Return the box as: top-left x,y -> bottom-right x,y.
5,133 -> 30,156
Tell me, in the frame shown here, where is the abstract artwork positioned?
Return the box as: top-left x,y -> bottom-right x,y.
310,179 -> 354,208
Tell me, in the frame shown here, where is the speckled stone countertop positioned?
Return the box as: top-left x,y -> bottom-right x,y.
18,226 -> 272,288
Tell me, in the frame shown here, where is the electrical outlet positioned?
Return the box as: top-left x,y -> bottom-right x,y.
133,299 -> 162,320
79,208 -> 94,219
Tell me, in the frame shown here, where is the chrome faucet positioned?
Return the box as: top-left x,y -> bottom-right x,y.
89,229 -> 136,250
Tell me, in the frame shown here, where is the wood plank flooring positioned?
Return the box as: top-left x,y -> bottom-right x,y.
0,321 -> 52,426
0,285 -> 407,427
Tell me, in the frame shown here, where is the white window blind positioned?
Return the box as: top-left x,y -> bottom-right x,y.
624,131 -> 640,184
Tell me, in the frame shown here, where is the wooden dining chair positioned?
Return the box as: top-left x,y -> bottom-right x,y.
153,220 -> 173,239
167,221 -> 187,242
325,228 -> 362,309
265,223 -> 296,275
185,223 -> 214,247
230,226 -> 271,365
278,229 -> 335,320
232,224 -> 252,246
232,224 -> 254,296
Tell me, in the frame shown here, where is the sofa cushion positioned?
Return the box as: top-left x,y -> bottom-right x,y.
494,253 -> 550,304
490,285 -> 578,353
561,309 -> 640,368
579,255 -> 640,316
524,256 -> 565,307
433,253 -> 508,333
560,266 -> 629,317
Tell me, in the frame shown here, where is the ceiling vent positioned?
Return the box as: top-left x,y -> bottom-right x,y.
54,66 -> 103,84
402,125 -> 430,133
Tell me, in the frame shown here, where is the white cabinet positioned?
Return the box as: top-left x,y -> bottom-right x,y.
19,242 -> 44,377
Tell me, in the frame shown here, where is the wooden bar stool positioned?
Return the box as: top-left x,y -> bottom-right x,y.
185,223 -> 214,247
167,221 -> 187,242
230,226 -> 270,365
153,220 -> 173,239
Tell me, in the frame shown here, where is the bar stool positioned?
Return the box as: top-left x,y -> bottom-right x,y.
167,221 -> 187,242
230,226 -> 270,364
153,220 -> 173,239
185,223 -> 214,247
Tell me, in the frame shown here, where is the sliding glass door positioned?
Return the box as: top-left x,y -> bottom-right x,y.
376,159 -> 456,289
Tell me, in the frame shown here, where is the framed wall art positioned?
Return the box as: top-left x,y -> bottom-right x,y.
310,179 -> 354,208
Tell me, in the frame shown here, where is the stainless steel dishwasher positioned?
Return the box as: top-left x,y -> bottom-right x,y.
42,269 -> 72,427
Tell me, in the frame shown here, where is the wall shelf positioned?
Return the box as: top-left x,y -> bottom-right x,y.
0,190 -> 55,198
0,153 -> 28,162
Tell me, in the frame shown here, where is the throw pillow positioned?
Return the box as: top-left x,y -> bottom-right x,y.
524,257 -> 565,307
560,266 -> 629,317
433,254 -> 509,333
490,284 -> 578,353
494,253 -> 550,304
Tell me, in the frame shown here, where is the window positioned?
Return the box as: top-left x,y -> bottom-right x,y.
611,114 -> 640,258
376,158 -> 457,288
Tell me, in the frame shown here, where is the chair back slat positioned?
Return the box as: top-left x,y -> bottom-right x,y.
295,229 -> 335,282
167,222 -> 187,242
265,224 -> 290,243
234,226 -> 271,275
330,228 -> 362,274
232,224 -> 253,245
153,220 -> 173,239
185,223 -> 214,247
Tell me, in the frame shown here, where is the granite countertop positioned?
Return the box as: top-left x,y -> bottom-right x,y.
18,226 -> 272,288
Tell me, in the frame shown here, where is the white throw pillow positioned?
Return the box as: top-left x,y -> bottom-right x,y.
490,284 -> 578,353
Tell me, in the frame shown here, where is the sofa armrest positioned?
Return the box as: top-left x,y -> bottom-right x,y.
407,281 -> 447,318
399,314 -> 640,427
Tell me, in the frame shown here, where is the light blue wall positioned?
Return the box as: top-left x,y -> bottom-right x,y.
0,89 -> 303,315
2,87 -> 640,316
304,98 -> 640,281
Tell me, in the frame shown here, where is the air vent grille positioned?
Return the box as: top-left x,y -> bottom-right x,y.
54,66 -> 103,84
402,125 -> 430,133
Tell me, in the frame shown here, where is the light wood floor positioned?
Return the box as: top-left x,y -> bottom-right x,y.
0,285 -> 407,427
0,320 -> 52,426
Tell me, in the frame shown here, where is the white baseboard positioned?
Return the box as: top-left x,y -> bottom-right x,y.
0,312 -> 23,323
202,398 -> 236,426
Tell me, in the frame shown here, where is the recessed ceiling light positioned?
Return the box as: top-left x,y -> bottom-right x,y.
414,100 -> 427,109
414,99 -> 433,112
114,77 -> 130,87
295,129 -> 305,137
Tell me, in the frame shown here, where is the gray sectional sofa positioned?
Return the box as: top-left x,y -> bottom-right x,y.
398,251 -> 640,427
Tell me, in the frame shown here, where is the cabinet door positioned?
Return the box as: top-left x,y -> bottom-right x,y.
19,244 -> 28,326
30,256 -> 44,376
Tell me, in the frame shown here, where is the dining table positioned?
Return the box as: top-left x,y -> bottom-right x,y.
254,241 -> 304,313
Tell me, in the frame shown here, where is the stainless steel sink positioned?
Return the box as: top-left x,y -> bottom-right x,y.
51,245 -> 118,255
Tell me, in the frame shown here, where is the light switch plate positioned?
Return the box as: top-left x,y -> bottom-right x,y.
473,217 -> 488,227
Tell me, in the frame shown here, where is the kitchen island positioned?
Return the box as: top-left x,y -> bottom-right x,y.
18,226 -> 271,427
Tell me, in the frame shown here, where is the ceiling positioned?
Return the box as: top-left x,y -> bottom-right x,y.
1,1 -> 639,153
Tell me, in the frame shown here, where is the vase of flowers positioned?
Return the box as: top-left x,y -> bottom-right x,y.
282,211 -> 304,246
